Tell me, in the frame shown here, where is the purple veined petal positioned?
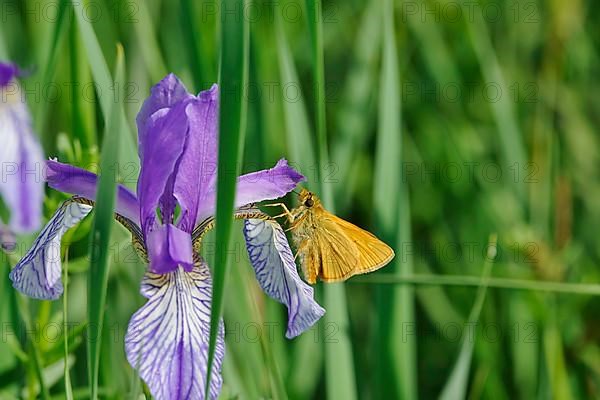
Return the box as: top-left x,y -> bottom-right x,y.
137,74 -> 192,160
46,159 -> 140,225
136,101 -> 189,235
125,262 -> 225,400
243,218 -> 325,338
196,159 -> 305,224
146,223 -> 193,274
173,85 -> 218,232
9,200 -> 93,300
0,83 -> 45,233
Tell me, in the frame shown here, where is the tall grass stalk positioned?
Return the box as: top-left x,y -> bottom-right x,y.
85,45 -> 124,400
205,0 -> 249,394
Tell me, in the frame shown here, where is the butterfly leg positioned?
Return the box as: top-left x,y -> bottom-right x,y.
262,202 -> 295,223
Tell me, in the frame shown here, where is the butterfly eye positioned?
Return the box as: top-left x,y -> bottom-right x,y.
304,198 -> 314,207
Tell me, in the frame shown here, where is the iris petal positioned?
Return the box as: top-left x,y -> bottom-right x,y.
196,159 -> 305,224
125,262 -> 224,400
244,218 -> 325,338
0,87 -> 45,233
46,159 -> 140,224
9,200 -> 92,300
0,62 -> 19,87
147,223 -> 194,274
137,102 -> 189,234
137,74 -> 192,160
173,86 -> 218,232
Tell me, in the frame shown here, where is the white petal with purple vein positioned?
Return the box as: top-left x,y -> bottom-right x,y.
9,200 -> 92,300
125,262 -> 225,400
244,219 -> 325,338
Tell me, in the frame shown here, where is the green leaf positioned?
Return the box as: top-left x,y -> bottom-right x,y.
463,9 -> 526,202
72,0 -> 139,181
131,0 -> 168,83
28,340 -> 50,400
354,274 -> 600,295
331,0 -> 382,208
0,25 -> 8,58
439,235 -> 497,400
33,0 -> 70,146
275,14 -> 315,175
85,44 -> 125,400
372,0 -> 416,397
180,0 -> 203,90
205,0 -> 249,395
68,16 -> 96,150
304,0 -> 330,201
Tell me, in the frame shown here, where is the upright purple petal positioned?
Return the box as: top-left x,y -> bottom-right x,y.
125,262 -> 225,400
136,77 -> 220,274
244,218 -> 325,338
10,200 -> 92,300
173,86 -> 218,232
136,101 -> 189,234
46,159 -> 140,224
137,73 -> 192,159
196,159 -> 305,223
0,84 -> 45,233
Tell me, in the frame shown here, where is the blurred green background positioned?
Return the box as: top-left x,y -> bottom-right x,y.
1,0 -> 600,398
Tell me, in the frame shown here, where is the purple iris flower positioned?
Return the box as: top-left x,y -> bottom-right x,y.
9,74 -> 325,399
0,61 -> 44,247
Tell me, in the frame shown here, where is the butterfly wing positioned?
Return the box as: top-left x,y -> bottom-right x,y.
292,208 -> 359,283
313,217 -> 360,282
325,212 -> 394,276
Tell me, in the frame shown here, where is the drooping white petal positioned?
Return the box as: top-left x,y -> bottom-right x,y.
244,219 -> 325,338
125,262 -> 225,400
9,200 -> 92,300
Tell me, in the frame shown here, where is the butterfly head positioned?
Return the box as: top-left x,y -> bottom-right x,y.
298,188 -> 320,209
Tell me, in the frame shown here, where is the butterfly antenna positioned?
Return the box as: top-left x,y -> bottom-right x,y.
291,189 -> 301,195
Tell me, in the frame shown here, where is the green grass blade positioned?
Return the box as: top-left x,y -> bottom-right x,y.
331,0 -> 381,206
463,8 -> 527,202
28,339 -> 50,400
0,25 -> 7,58
33,0 -> 69,146
72,0 -> 138,174
354,274 -> 600,295
305,1 -> 357,399
544,309 -> 573,400
248,287 -> 288,399
275,14 -> 315,173
439,234 -> 498,400
69,16 -> 95,150
374,0 -> 401,236
131,0 -> 168,83
305,0 -> 330,200
372,0 -> 415,397
205,0 -> 249,395
86,45 -> 125,400
180,0 -> 203,90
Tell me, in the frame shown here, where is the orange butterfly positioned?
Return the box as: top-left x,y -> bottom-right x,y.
269,189 -> 394,284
